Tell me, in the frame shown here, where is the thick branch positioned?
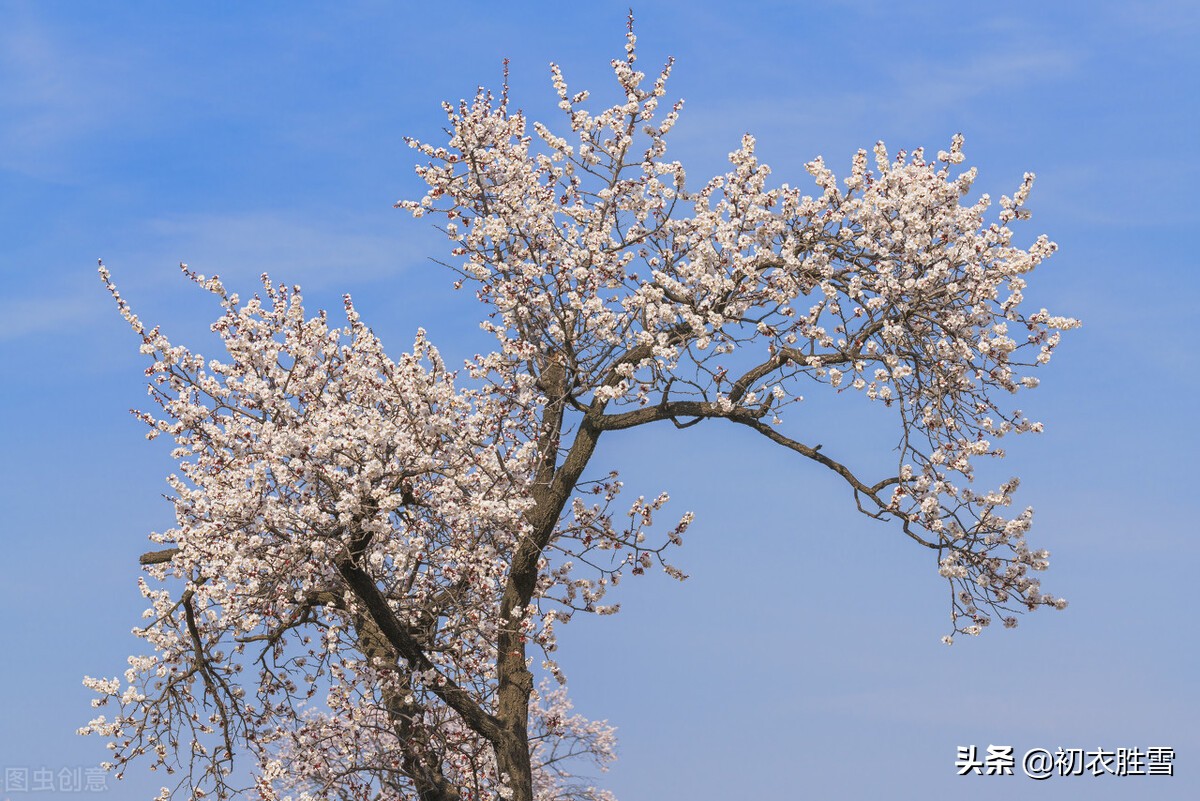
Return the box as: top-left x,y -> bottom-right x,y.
592,400 -> 722,431
140,547 -> 180,565
351,602 -> 462,801
334,554 -> 505,746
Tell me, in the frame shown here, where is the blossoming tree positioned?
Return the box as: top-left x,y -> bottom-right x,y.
82,22 -> 1077,801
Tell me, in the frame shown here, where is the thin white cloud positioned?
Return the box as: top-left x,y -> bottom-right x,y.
127,209 -> 435,291
1036,160 -> 1200,228
1110,0 -> 1200,42
0,289 -> 97,343
670,23 -> 1081,159
0,8 -> 133,181
889,45 -> 1078,115
3,209 -> 439,343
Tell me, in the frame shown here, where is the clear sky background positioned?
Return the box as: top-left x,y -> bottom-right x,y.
1,1 -> 1196,799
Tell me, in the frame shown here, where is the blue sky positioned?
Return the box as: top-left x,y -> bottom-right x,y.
1,1 -> 1197,798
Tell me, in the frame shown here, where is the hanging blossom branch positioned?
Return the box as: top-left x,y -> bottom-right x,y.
83,16 -> 1076,801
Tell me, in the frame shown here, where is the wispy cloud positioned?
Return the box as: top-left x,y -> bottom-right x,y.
886,45 -> 1078,117
0,8 -> 133,182
0,288 -> 97,343
1109,0 -> 1200,44
1036,160 -> 1200,228
667,27 -> 1081,171
2,208 -> 438,343
130,210 -> 430,290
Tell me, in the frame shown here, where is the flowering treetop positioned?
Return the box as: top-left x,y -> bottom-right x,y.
399,24 -> 1077,633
